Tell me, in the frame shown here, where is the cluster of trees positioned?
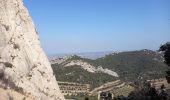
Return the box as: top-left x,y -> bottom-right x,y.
113,82 -> 169,100
113,42 -> 170,100
160,42 -> 170,83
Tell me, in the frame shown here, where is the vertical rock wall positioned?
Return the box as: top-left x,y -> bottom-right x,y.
0,0 -> 64,99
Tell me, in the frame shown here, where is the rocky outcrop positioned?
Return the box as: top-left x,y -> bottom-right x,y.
65,60 -> 119,77
0,0 -> 64,99
51,56 -> 118,77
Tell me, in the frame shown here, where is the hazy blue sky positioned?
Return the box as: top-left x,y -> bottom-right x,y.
24,0 -> 170,54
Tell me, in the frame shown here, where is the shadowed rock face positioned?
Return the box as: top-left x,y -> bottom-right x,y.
0,0 -> 64,99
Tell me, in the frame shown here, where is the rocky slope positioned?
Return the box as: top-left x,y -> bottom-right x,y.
51,56 -> 118,77
0,88 -> 34,100
0,0 -> 64,99
65,60 -> 118,77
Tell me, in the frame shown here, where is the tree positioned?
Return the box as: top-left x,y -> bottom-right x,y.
160,42 -> 170,83
160,42 -> 170,66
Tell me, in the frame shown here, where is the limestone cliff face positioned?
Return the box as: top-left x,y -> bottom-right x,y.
0,0 -> 64,99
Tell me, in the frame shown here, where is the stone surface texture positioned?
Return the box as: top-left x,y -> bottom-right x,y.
0,0 -> 64,99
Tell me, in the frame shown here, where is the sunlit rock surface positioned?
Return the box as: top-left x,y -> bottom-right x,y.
0,0 -> 64,99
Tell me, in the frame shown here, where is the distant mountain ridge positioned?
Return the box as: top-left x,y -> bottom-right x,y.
48,51 -> 114,60
51,49 -> 168,89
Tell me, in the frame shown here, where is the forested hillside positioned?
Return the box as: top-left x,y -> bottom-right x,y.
52,49 -> 168,88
